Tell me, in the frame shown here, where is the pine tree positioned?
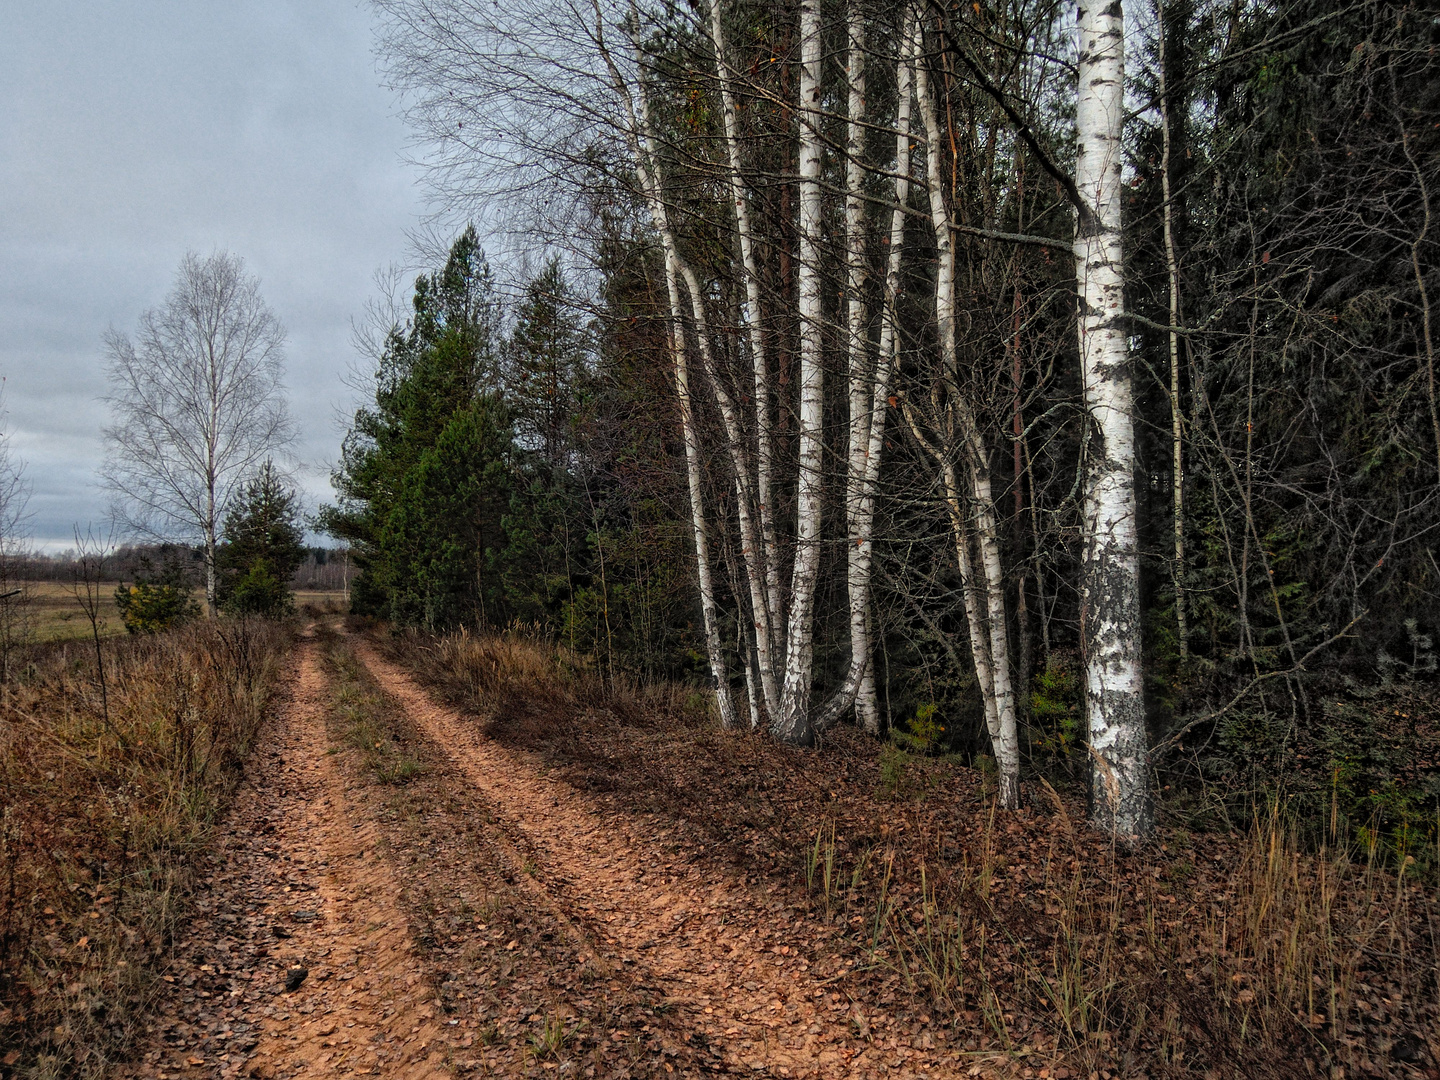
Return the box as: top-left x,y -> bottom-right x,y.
322,228 -> 521,629
217,461 -> 306,617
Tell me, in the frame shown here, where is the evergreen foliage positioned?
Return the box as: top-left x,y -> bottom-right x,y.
216,461 -> 306,618
357,0 -> 1440,843
115,551 -> 200,634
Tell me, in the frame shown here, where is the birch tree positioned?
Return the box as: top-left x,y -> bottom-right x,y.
901,19 -> 1022,808
1155,0 -> 1187,660
1074,0 -> 1151,838
103,252 -> 295,617
593,13 -> 743,727
772,0 -> 828,746
706,0 -> 783,724
818,6 -> 916,735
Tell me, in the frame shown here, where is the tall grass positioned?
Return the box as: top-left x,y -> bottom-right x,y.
0,619 -> 291,1078
829,799 -> 1437,1077
382,623 -> 714,727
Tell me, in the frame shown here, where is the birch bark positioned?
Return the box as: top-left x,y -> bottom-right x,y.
842,15 -> 876,732
707,0 -> 784,716
593,10 -> 740,727
775,0 -> 826,746
665,251 -> 742,730
1157,0 -> 1188,660
1074,0 -> 1151,838
915,32 -> 1021,807
814,7 -> 918,735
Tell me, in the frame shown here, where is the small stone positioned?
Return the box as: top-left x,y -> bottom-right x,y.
283,967 -> 309,993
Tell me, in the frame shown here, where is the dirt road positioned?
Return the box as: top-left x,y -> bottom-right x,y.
351,641 -> 965,1079
115,634 -> 448,1080
117,628 -> 971,1079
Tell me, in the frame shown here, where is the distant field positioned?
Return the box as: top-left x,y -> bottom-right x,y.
16,580 -> 128,643
293,590 -> 349,614
8,582 -> 348,644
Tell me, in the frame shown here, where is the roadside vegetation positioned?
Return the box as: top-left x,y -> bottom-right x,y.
0,619 -> 292,1078
385,626 -> 1440,1079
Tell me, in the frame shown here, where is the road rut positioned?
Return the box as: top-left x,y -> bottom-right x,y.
115,633 -> 447,1080
354,639 -> 962,1078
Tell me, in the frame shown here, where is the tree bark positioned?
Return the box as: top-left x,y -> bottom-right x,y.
665,251 -> 741,729
707,0 -> 783,716
842,13 -> 876,733
1157,0 -> 1187,659
1074,0 -> 1151,839
598,19 -> 740,727
775,0 -> 825,746
814,9 -> 919,736
916,31 -> 1021,807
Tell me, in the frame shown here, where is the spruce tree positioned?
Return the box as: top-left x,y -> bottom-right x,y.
217,460 -> 306,617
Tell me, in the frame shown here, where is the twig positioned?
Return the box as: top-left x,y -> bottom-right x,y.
1149,612 -> 1367,761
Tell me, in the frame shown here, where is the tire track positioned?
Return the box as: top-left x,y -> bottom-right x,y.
354,638 -> 966,1079
115,632 -> 448,1080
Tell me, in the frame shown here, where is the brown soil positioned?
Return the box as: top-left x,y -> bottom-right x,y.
112,626 -> 979,1079
352,639 -> 973,1078
113,630 -> 448,1079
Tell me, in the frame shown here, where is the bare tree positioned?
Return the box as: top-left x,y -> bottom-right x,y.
0,401 -> 33,686
102,252 -> 295,617
70,526 -> 115,729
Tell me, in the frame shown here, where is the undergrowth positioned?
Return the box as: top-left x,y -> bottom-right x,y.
0,618 -> 292,1078
383,625 -> 1440,1078
819,797 -> 1439,1077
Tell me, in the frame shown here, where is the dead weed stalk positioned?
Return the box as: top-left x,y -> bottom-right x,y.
0,618 -> 292,1078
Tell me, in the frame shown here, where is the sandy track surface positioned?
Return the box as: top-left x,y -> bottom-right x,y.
114,634 -> 447,1080
114,628 -> 972,1079
354,640 -> 966,1079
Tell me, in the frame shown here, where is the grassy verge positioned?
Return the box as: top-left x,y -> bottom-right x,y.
383,626 -> 1440,1079
323,634 -> 426,786
0,618 -> 293,1079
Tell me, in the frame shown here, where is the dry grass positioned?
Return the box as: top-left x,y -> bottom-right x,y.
846,798 -> 1438,1077
386,626 -> 1440,1079
324,635 -> 426,786
11,582 -> 129,645
292,590 -> 347,616
3,583 -> 346,646
0,618 -> 293,1078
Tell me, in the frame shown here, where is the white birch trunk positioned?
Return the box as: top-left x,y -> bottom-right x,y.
842,14 -> 875,732
204,456 -> 218,617
1074,0 -> 1151,838
1156,0 -> 1187,660
815,7 -> 918,735
775,0 -> 825,745
671,253 -> 784,722
595,19 -> 740,728
916,37 -> 1021,807
624,12 -> 776,731
707,0 -> 784,715
666,252 -> 741,729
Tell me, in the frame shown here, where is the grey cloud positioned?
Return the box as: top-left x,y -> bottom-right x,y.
1,0 -> 424,548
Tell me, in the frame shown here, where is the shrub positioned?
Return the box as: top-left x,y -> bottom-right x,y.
114,581 -> 197,634
222,558 -> 294,618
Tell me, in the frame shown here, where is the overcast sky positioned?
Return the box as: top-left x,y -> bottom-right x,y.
1,0 -> 425,549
